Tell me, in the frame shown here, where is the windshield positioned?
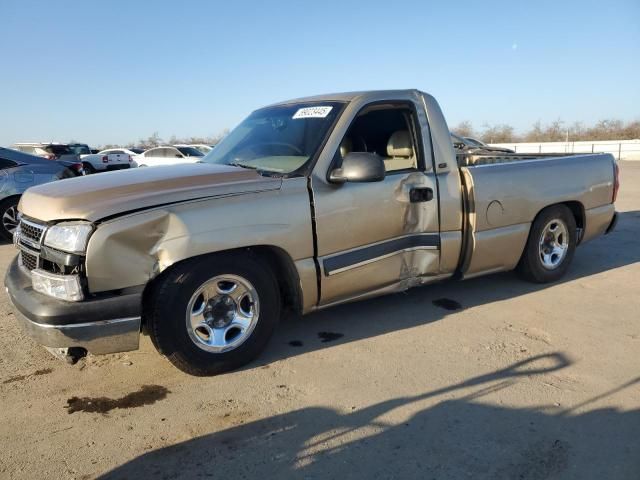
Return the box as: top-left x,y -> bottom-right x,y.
464,137 -> 485,147
67,144 -> 91,155
201,102 -> 344,174
176,146 -> 204,157
46,145 -> 74,155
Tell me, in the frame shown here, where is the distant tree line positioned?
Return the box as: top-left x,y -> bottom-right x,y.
452,119 -> 640,144
100,130 -> 229,150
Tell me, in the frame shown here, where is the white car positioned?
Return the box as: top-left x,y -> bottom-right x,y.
136,146 -> 204,167
79,149 -> 135,173
174,143 -> 213,154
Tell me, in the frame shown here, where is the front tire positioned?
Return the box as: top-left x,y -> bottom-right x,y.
0,196 -> 20,242
147,253 -> 280,376
82,162 -> 96,174
516,205 -> 577,283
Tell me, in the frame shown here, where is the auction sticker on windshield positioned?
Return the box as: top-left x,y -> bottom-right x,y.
292,106 -> 333,119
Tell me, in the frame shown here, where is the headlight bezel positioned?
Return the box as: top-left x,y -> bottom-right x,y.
43,221 -> 94,254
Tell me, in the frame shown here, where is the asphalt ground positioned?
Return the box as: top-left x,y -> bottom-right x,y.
0,162 -> 638,479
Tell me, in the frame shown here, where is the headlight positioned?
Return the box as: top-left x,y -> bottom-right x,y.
32,269 -> 84,301
44,222 -> 93,254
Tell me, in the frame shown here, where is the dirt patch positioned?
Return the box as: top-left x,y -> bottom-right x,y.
318,332 -> 344,343
65,385 -> 170,414
2,368 -> 53,384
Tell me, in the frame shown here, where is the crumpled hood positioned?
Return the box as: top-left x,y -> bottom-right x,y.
19,163 -> 282,222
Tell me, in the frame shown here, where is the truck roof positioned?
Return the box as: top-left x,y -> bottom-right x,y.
267,89 -> 425,107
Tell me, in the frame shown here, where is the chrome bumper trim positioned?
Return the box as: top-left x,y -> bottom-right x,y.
13,310 -> 141,355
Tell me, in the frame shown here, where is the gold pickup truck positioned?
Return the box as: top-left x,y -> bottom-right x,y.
5,90 -> 619,375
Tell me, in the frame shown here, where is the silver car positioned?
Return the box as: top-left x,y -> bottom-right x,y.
0,147 -> 82,240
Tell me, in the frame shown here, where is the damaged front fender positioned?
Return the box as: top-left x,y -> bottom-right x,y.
84,181 -> 316,297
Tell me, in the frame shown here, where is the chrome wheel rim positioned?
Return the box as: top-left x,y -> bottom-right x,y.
2,206 -> 19,235
185,274 -> 259,353
538,219 -> 568,270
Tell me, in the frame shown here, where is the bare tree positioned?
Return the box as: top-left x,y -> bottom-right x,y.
480,124 -> 517,143
451,121 -> 474,138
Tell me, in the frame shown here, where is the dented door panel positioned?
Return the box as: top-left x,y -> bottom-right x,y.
313,171 -> 440,305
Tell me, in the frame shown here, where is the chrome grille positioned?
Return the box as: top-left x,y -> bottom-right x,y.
18,219 -> 45,244
19,251 -> 38,271
15,218 -> 46,272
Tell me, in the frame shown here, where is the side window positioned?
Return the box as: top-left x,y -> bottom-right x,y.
168,148 -> 182,158
0,157 -> 18,169
145,148 -> 159,157
340,105 -> 419,173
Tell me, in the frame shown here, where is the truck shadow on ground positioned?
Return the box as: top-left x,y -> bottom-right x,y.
101,354 -> 640,479
257,210 -> 639,366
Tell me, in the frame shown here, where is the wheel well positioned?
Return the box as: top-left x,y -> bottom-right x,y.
560,201 -> 585,242
530,201 -> 585,243
141,246 -> 303,329
0,194 -> 21,206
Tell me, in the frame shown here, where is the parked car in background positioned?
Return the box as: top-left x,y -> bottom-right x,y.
80,149 -> 135,173
0,147 -> 83,240
12,143 -> 80,162
100,147 -> 143,157
463,137 -> 488,147
450,133 -> 515,160
68,143 -> 92,156
174,144 -> 213,154
136,145 -> 204,167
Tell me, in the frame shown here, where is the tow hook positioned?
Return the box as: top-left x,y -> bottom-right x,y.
45,347 -> 88,365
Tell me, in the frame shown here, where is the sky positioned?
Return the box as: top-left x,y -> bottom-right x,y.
1,0 -> 639,146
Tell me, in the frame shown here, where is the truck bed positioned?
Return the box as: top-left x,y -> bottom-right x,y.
457,152 -> 616,278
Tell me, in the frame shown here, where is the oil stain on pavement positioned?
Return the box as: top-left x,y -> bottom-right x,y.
318,332 -> 344,343
66,385 -> 170,414
432,298 -> 463,311
2,368 -> 53,384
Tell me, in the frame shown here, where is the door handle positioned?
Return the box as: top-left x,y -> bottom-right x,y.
409,187 -> 433,203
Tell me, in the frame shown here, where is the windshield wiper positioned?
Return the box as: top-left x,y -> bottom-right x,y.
228,161 -> 280,177
229,161 -> 260,170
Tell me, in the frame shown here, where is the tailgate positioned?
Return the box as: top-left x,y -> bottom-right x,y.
106,153 -> 130,165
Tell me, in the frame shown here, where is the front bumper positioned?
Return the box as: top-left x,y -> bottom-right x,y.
4,257 -> 142,355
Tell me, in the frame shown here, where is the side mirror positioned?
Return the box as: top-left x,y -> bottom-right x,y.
175,154 -> 183,158
329,152 -> 386,184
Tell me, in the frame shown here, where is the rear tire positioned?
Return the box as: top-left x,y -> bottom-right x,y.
82,162 -> 96,174
146,252 -> 280,376
516,205 -> 577,283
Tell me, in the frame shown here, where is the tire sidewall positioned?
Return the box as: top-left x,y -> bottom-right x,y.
151,254 -> 280,375
523,206 -> 577,282
0,197 -> 19,241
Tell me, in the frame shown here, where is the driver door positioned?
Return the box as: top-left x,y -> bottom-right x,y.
312,103 -> 440,306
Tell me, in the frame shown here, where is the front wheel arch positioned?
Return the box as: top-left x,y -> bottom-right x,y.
141,246 -> 303,331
